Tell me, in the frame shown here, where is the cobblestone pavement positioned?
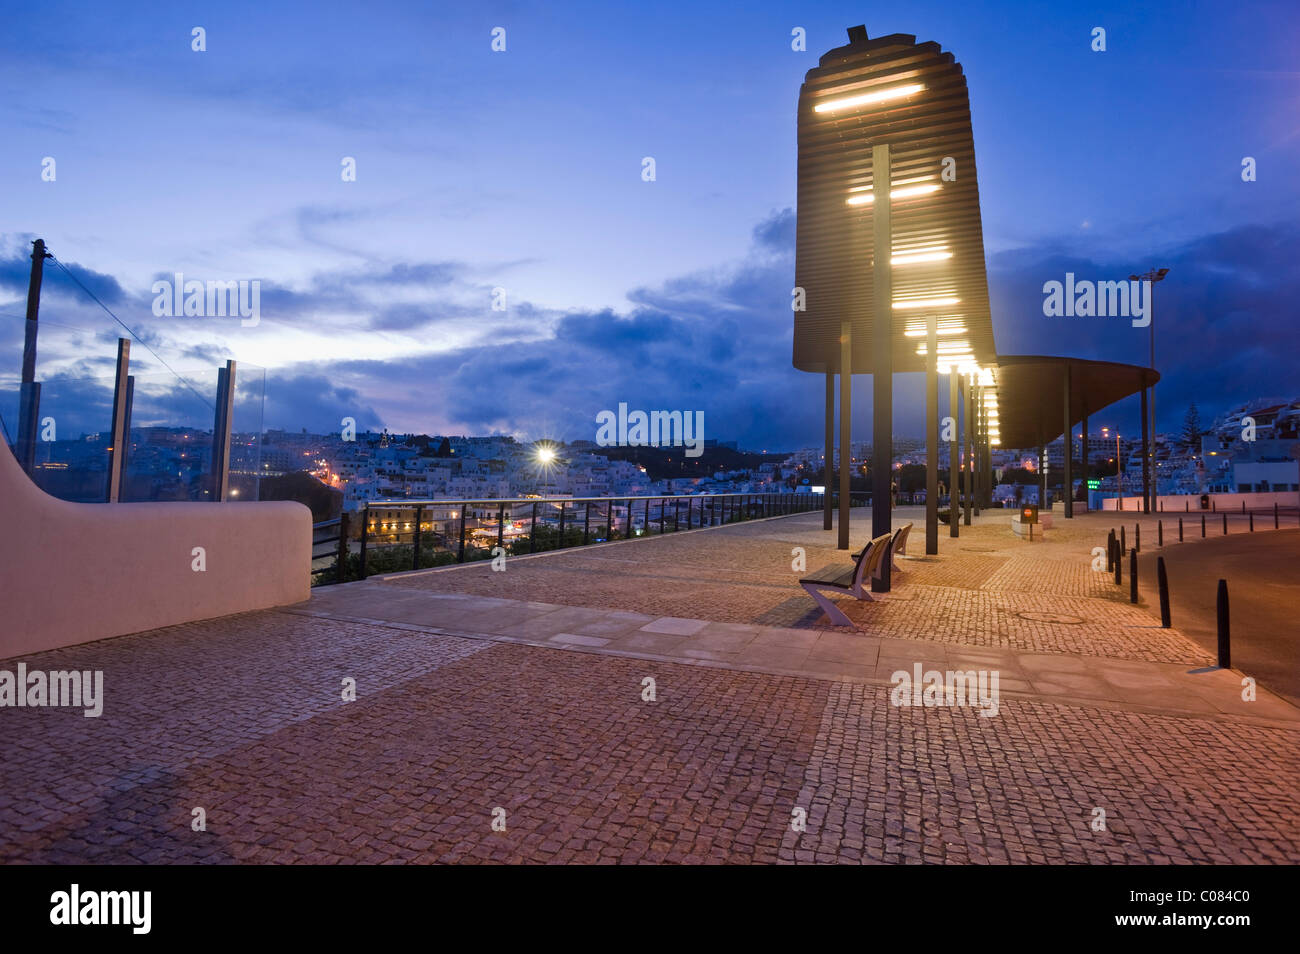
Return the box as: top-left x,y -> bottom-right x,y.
381,508 -> 1212,664
4,508 -> 1298,864
3,624 -> 1297,864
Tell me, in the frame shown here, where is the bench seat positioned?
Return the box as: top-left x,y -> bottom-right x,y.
800,532 -> 893,626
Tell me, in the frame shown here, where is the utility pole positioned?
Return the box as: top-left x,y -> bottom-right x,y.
17,239 -> 51,473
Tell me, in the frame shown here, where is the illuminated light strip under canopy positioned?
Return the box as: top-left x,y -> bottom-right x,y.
893,297 -> 960,309
846,183 -> 941,206
813,82 -> 924,113
892,248 -> 952,265
903,325 -> 967,337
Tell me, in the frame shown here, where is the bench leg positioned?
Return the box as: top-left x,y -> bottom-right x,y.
802,583 -> 855,627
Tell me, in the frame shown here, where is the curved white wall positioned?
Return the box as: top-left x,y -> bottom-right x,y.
0,438 -> 311,659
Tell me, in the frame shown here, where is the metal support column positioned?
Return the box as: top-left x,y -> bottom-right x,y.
838,321 -> 852,551
870,142 -> 893,555
949,371 -> 959,538
824,370 -> 834,531
925,314 -> 938,554
1063,366 -> 1073,518
1141,386 -> 1151,514
977,382 -> 982,519
1081,409 -> 1088,512
963,374 -> 973,526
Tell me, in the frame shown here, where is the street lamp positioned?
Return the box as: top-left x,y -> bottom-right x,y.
1102,427 -> 1123,510
1129,266 -> 1168,512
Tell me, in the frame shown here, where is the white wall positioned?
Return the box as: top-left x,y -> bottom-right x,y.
1,438 -> 311,659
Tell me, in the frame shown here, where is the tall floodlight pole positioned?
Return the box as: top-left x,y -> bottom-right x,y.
1130,267 -> 1168,513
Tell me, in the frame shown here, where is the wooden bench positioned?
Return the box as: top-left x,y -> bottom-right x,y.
853,522 -> 914,575
800,532 -> 893,627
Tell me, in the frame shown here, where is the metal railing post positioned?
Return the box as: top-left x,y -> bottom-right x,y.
558,500 -> 567,548
359,504 -> 369,578
337,511 -> 350,584
1157,556 -> 1171,628
457,506 -> 467,562
583,501 -> 591,545
497,502 -> 506,551
530,502 -> 538,552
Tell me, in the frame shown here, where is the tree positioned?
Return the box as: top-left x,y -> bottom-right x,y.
1182,405 -> 1203,450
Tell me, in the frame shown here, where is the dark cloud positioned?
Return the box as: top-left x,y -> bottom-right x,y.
752,207 -> 796,252
5,216 -> 1296,452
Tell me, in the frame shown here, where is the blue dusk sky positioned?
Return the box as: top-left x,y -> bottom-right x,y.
1,0 -> 1297,448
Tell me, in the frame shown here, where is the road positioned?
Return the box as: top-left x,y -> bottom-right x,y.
1136,529 -> 1300,707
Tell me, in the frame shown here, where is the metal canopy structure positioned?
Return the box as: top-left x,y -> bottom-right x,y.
993,356 -> 1160,450
793,30 -> 994,375
792,26 -> 1164,567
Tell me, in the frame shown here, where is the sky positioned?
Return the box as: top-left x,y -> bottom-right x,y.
1,0 -> 1298,449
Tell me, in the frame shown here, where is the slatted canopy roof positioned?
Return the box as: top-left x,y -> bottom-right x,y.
993,356 -> 1161,450
793,29 -> 995,375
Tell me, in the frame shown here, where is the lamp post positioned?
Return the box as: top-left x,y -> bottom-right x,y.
1129,267 -> 1168,514
1103,427 -> 1122,510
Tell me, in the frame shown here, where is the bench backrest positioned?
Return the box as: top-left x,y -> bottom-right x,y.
855,533 -> 894,589
894,522 -> 913,556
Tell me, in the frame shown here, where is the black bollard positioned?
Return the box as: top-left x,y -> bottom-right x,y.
1158,520 -> 1163,547
1242,500 -> 1246,514
1129,548 -> 1138,604
1121,525 -> 1126,554
1107,530 -> 1115,571
1157,557 -> 1171,628
1250,512 -> 1254,532
1201,514 -> 1206,538
1216,579 -> 1230,668
1222,513 -> 1228,535
1275,502 -> 1280,529
1114,543 -> 1122,586
1135,524 -> 1141,553
1179,517 -> 1184,542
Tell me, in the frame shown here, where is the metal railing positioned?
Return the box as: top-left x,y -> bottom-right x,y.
311,491 -> 825,586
